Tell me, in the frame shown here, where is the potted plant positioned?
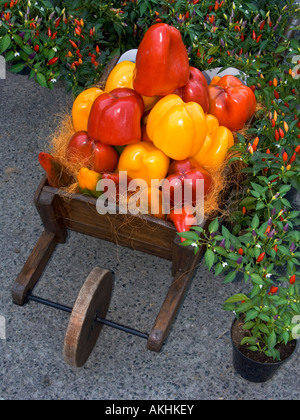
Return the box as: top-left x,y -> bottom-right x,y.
178,209 -> 300,382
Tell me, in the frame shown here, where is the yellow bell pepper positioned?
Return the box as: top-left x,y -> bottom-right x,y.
104,60 -> 159,112
77,167 -> 102,198
192,114 -> 234,168
146,94 -> 207,160
117,141 -> 170,185
72,87 -> 104,132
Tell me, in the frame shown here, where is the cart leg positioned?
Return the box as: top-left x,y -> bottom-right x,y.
147,236 -> 206,352
12,229 -> 60,305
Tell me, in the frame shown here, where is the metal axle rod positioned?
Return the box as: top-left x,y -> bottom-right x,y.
27,293 -> 149,340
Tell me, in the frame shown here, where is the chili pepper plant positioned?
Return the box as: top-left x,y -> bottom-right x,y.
175,1 -> 300,361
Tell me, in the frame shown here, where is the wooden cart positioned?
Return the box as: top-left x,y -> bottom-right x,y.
12,175 -> 208,367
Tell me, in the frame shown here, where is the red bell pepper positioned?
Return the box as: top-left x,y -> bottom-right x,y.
208,75 -> 256,131
133,23 -> 190,96
87,87 -> 144,146
173,67 -> 210,113
66,131 -> 119,173
165,158 -> 212,207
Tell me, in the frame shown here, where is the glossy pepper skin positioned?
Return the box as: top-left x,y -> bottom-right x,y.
193,114 -> 234,168
66,131 -> 119,173
174,67 -> 210,113
168,205 -> 197,242
72,87 -> 104,132
87,87 -> 144,146
208,75 -> 256,131
77,168 -> 126,199
104,60 -> 159,113
77,167 -> 103,198
133,23 -> 190,97
165,158 -> 212,207
146,94 -> 207,160
117,141 -> 170,185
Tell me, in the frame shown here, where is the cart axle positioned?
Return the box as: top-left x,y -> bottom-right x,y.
27,293 -> 149,340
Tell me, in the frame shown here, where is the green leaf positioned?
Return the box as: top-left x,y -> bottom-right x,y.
204,248 -> 215,270
214,262 -> 224,277
250,273 -> 265,285
241,336 -> 258,346
36,73 -> 48,88
0,34 -> 11,55
267,330 -> 276,350
251,214 -> 260,229
224,270 -> 236,283
275,45 -> 287,53
245,309 -> 259,322
9,62 -> 25,73
225,294 -> 249,304
208,217 -> 218,233
207,45 -> 219,56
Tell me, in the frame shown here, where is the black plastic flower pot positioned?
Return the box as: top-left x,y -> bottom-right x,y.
231,319 -> 298,383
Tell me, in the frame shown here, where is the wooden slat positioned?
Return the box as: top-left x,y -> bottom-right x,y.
53,190 -> 177,260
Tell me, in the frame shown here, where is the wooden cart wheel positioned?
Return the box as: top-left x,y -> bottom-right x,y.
63,267 -> 113,367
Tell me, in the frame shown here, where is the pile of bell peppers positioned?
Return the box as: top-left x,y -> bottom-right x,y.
39,23 -> 256,237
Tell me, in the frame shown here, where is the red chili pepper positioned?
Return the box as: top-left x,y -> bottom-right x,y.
256,252 -> 265,263
238,247 -> 244,255
169,206 -> 197,242
69,39 -> 78,49
242,206 -> 246,214
51,31 -> 57,40
47,27 -> 52,37
252,30 -> 256,40
259,20 -> 265,31
55,17 -> 61,27
289,275 -> 296,285
274,90 -> 280,99
256,34 -> 262,43
47,56 -> 59,66
274,244 -> 278,253
240,33 -> 245,41
271,119 -> 276,127
282,151 -> 288,162
275,129 -> 280,141
34,44 -> 39,52
279,128 -> 285,138
295,145 -> 300,153
269,286 -> 278,295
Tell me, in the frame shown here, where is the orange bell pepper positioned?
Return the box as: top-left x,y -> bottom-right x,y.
193,114 -> 234,168
72,87 -> 104,132
146,94 -> 207,160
